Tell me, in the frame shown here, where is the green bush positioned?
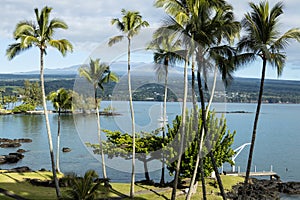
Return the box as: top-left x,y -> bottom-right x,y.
12,104 -> 35,113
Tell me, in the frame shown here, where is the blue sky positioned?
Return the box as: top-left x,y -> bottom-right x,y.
1,0 -> 300,80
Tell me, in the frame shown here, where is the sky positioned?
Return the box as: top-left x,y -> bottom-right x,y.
1,0 -> 300,80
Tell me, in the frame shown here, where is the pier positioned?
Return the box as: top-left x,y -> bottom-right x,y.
238,171 -> 280,180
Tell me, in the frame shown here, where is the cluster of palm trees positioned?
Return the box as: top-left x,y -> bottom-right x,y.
5,1 -> 300,199
151,1 -> 300,200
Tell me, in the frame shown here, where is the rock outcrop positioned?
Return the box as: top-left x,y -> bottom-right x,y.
227,178 -> 300,200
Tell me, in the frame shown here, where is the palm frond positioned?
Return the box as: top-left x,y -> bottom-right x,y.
108,35 -> 124,46
6,43 -> 31,60
13,21 -> 36,39
270,53 -> 286,76
21,35 -> 39,48
48,39 -> 73,56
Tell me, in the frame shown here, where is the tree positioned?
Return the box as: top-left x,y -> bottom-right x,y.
6,6 -> 73,198
62,170 -> 101,200
88,129 -> 163,183
166,109 -> 235,182
79,58 -> 118,180
237,1 -> 300,198
48,88 -> 72,173
186,5 -> 241,199
154,1 -> 237,199
147,33 -> 183,185
22,80 -> 43,108
0,88 -> 5,106
109,9 -> 149,198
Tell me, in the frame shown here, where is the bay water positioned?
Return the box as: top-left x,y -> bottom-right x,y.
0,102 -> 299,195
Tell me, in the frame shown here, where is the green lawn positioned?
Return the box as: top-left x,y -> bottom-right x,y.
0,171 -> 243,199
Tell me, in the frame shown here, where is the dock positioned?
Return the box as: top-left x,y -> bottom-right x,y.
239,171 -> 280,180
227,171 -> 280,181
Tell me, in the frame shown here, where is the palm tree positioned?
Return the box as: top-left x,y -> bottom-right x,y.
186,6 -> 241,200
48,88 -> 73,173
79,58 -> 118,181
155,1 -> 237,199
238,1 -> 300,197
6,6 -> 73,198
62,170 -> 101,200
147,34 -> 182,185
108,9 -> 149,198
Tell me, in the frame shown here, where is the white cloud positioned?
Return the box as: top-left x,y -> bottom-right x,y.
1,0 -> 300,78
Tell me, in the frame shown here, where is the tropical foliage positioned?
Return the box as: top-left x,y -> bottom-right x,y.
6,6 -> 73,198
88,129 -> 164,183
237,1 -> 300,197
166,110 -> 235,179
109,9 -> 149,198
62,170 -> 102,200
79,58 -> 118,180
48,88 -> 73,173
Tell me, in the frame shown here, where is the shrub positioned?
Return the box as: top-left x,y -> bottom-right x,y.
12,104 -> 35,113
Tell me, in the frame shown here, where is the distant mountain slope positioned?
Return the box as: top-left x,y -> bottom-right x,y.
1,64 -> 300,103
15,65 -> 81,75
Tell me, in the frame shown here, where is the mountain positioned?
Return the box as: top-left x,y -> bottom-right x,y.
16,65 -> 81,75
13,61 -> 189,76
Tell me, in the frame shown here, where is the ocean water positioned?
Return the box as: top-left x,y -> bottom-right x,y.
0,102 -> 299,197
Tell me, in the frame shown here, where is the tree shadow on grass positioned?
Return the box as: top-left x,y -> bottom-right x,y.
2,173 -> 21,183
34,171 -> 53,180
135,183 -> 170,200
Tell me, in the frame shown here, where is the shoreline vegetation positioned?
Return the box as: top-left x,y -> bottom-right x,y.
0,169 -> 243,200
0,109 -> 121,116
0,168 -> 299,199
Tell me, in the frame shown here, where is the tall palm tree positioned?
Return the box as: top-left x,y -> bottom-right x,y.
186,5 -> 241,200
155,1 -> 237,199
108,9 -> 149,198
48,88 -> 73,173
6,6 -> 73,198
79,58 -> 118,180
147,34 -> 182,185
238,1 -> 300,197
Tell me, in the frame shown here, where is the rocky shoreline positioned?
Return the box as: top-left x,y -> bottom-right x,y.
227,178 -> 300,199
0,138 -> 32,164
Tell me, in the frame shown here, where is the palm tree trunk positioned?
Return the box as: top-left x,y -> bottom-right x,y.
128,37 -> 136,199
40,49 -> 61,198
143,158 -> 150,182
171,52 -> 189,200
186,56 -> 201,200
196,70 -> 208,200
56,109 -> 61,173
198,68 -> 226,200
160,63 -> 168,186
209,151 -> 226,200
242,58 -> 267,198
95,90 -> 107,179
187,65 -> 217,200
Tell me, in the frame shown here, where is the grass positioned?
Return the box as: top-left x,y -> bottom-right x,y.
0,171 -> 243,200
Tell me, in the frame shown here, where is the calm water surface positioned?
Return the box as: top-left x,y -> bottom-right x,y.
0,102 -> 299,187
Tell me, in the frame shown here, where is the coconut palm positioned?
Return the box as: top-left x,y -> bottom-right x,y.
238,1 -> 300,197
6,6 -> 73,198
186,6 -> 241,199
79,58 -> 118,180
108,9 -> 149,198
48,88 -> 73,173
147,34 -> 183,185
155,1 -> 238,199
